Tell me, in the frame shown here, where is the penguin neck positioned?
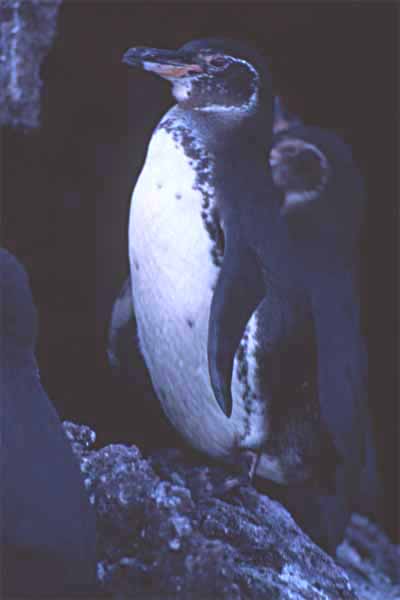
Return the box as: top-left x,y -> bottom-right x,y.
173,97 -> 273,152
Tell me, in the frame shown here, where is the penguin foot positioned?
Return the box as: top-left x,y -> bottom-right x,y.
213,450 -> 260,498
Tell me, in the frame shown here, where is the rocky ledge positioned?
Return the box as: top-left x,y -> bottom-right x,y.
64,422 -> 400,600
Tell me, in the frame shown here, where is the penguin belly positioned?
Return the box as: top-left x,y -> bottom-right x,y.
129,114 -> 275,475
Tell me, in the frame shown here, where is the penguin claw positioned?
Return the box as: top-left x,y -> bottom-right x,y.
212,450 -> 259,498
212,474 -> 250,498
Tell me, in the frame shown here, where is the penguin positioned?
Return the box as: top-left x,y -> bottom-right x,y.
269,98 -> 383,529
119,38 -> 366,552
0,249 -> 98,596
107,99 -> 312,378
106,97 -> 325,380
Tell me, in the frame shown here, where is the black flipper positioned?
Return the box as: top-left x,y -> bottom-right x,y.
107,276 -> 137,375
310,270 -> 367,467
285,269 -> 367,554
354,406 -> 383,522
208,240 -> 265,417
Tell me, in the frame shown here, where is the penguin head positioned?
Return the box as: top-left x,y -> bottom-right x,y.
271,126 -> 364,262
270,135 -> 331,215
123,38 -> 272,118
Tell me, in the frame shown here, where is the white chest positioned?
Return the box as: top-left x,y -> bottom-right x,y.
128,116 -> 270,468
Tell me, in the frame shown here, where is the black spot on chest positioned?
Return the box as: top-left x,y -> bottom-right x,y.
159,118 -> 224,267
236,330 -> 255,440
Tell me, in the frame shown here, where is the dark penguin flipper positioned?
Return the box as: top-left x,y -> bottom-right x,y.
288,271 -> 367,553
354,406 -> 383,522
268,270 -> 368,556
281,413 -> 376,556
208,240 -> 265,417
310,271 -> 366,469
276,472 -> 353,555
107,275 -> 137,376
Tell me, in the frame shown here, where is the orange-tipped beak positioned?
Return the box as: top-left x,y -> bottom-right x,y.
122,46 -> 203,79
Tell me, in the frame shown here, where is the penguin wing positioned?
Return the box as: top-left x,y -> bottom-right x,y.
107,276 -> 138,375
311,271 -> 368,462
293,275 -> 368,552
354,406 -> 383,522
208,236 -> 265,417
256,290 -> 341,492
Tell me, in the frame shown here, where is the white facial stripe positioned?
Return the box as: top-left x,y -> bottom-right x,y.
271,140 -> 330,188
269,148 -> 280,166
277,139 -> 329,170
301,142 -> 330,176
300,142 -> 330,191
284,190 -> 320,209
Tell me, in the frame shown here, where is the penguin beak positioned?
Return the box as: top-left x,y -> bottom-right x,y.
122,47 -> 203,79
272,96 -> 303,134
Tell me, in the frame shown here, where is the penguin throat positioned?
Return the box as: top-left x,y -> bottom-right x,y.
194,84 -> 259,115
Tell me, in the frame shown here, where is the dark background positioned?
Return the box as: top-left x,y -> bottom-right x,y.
2,2 -> 398,541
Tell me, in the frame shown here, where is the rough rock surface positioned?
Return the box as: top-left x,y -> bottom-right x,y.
0,0 -> 62,129
63,422 -> 400,600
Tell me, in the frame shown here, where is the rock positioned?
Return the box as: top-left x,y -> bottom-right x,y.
0,0 -> 62,129
0,249 -> 97,596
337,515 -> 400,600
64,421 -> 400,599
